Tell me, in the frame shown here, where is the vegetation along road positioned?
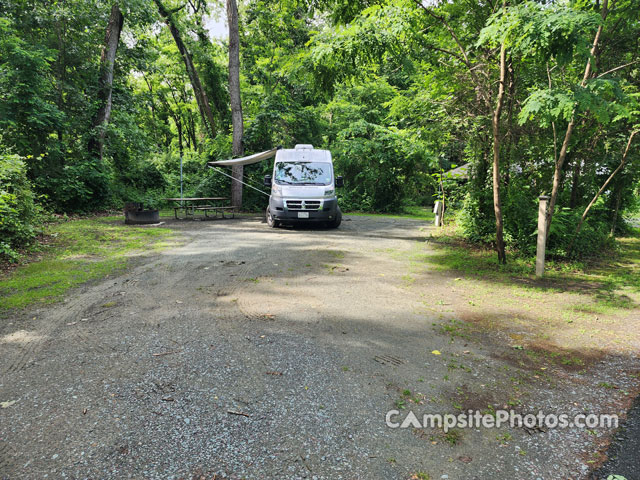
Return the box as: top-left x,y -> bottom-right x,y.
1,215 -> 639,479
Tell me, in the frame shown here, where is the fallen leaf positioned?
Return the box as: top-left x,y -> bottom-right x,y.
458,455 -> 472,463
227,410 -> 250,417
1,400 -> 17,409
431,350 -> 442,355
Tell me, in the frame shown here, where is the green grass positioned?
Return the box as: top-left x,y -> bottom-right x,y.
414,227 -> 640,329
346,206 -> 435,222
0,217 -> 177,311
425,227 -> 640,294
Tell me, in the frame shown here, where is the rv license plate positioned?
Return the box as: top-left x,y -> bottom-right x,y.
298,212 -> 309,219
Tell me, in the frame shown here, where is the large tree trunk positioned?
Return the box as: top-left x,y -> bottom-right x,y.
227,0 -> 244,207
88,3 -> 124,162
491,41 -> 508,264
154,0 -> 216,137
545,0 -> 609,233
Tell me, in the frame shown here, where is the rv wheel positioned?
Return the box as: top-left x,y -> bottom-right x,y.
266,207 -> 279,228
329,208 -> 342,228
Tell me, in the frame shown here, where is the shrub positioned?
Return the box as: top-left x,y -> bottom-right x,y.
332,120 -> 421,212
456,190 -> 496,245
0,153 -> 40,260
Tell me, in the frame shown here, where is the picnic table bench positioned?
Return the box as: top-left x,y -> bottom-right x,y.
164,197 -> 239,220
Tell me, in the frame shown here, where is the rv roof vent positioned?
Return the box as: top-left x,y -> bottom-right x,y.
294,144 -> 314,150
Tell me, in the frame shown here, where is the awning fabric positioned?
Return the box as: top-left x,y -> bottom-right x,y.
444,163 -> 470,179
207,148 -> 279,167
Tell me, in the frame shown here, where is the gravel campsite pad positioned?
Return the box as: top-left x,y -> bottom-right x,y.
1,216 -> 639,479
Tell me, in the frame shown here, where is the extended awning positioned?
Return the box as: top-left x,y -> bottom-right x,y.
207,148 -> 279,167
444,163 -> 470,179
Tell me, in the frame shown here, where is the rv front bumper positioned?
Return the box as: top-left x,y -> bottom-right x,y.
270,197 -> 338,222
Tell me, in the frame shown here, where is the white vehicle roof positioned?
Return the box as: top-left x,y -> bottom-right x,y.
276,146 -> 332,164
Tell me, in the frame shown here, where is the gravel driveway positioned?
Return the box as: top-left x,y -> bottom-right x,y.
1,216 -> 637,479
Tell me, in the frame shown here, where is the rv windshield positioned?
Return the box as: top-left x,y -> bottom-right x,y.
274,162 -> 332,186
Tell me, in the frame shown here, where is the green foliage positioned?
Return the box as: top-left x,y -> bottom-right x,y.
547,206 -> 614,258
457,190 -> 496,246
478,2 -> 599,64
332,120 -> 424,212
0,153 -> 41,260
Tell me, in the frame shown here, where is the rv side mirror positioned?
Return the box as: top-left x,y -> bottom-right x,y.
264,175 -> 272,187
335,176 -> 344,188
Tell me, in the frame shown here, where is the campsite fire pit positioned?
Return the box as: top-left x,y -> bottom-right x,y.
124,202 -> 160,225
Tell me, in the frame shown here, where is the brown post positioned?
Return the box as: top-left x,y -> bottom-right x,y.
536,196 -> 549,277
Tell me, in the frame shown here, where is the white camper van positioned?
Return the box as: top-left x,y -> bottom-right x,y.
207,144 -> 343,228
263,145 -> 343,228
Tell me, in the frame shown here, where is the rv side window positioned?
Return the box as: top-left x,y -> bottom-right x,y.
274,162 -> 332,186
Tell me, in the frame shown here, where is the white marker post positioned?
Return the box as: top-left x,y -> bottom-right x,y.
434,201 -> 443,227
536,195 -> 549,277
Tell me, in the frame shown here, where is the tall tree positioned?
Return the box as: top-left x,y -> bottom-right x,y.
491,39 -> 508,264
154,0 -> 217,138
227,0 -> 244,207
544,0 -> 609,233
88,3 -> 124,162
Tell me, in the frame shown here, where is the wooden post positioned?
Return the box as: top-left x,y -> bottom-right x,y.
536,195 -> 549,277
434,201 -> 443,227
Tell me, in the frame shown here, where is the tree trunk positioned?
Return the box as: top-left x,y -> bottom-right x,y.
88,3 -> 124,162
491,41 -> 508,264
154,0 -> 216,137
545,0 -> 609,233
569,158 -> 581,208
610,184 -> 622,236
227,0 -> 244,207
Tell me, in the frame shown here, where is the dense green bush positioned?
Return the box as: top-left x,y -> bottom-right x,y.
0,153 -> 40,260
546,205 -> 615,258
457,181 -> 615,259
331,120 -> 423,212
456,190 -> 496,245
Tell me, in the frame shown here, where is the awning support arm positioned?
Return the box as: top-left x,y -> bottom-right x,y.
207,165 -> 270,197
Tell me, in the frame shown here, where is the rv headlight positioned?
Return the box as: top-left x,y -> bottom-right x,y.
324,188 -> 335,197
271,184 -> 282,196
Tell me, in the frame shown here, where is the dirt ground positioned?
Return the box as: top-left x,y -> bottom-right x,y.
1,215 -> 639,479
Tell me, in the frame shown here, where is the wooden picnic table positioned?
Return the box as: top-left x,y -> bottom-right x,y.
164,197 -> 238,220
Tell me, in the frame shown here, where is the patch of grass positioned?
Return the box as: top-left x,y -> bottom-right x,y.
443,429 -> 462,445
438,318 -> 471,341
346,206 -> 435,222
496,432 -> 512,445
410,473 -> 431,480
598,381 -> 618,390
0,216 -> 176,311
427,228 -> 640,290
